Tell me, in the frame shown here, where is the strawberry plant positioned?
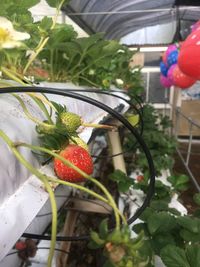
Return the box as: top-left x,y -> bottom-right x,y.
0,0 -> 144,94
123,104 -> 177,177
0,86 -> 153,267
108,98 -> 200,267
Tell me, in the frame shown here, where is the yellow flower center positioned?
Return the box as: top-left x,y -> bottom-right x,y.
0,28 -> 10,43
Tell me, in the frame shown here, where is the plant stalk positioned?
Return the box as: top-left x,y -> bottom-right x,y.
28,94 -> 53,124
1,67 -> 27,86
15,142 -> 126,227
23,0 -> 65,74
12,93 -> 55,128
82,122 -> 117,131
1,67 -> 55,122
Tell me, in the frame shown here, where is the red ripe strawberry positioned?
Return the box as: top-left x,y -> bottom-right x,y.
15,241 -> 27,251
54,144 -> 93,183
136,175 -> 144,182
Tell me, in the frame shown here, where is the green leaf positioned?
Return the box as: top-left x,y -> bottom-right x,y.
154,180 -> 171,199
180,229 -> 200,242
64,40 -> 82,55
177,216 -> 200,233
126,114 -> 139,127
132,223 -> 147,234
77,33 -> 104,53
107,229 -> 122,243
86,39 -> 108,59
51,102 -> 67,113
160,245 -> 190,267
139,207 -> 154,221
151,233 -> 176,255
99,219 -> 109,239
102,40 -> 121,54
108,170 -> 134,193
150,200 -> 169,211
147,212 -> 176,235
46,0 -> 68,8
13,0 -> 40,9
90,231 -> 105,246
0,1 -> 12,16
103,260 -> 116,267
150,200 -> 181,215
167,174 -> 189,192
167,208 -> 181,216
193,209 -> 200,218
39,17 -> 53,32
193,193 -> 200,206
48,24 -> 77,46
138,240 -> 153,264
186,245 -> 200,267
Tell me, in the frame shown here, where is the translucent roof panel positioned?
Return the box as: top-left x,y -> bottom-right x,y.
63,0 -> 200,44
120,22 -> 177,45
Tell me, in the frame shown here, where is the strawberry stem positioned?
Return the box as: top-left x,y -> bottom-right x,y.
82,122 -> 117,131
12,141 -> 125,226
12,93 -> 55,129
46,177 -> 109,204
27,93 -> 54,124
27,93 -> 56,112
14,142 -> 126,228
1,67 -> 27,86
1,66 -> 55,123
0,130 -> 126,267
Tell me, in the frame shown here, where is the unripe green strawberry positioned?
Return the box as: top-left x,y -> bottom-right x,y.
60,112 -> 81,133
69,136 -> 89,151
36,123 -> 55,134
54,144 -> 93,183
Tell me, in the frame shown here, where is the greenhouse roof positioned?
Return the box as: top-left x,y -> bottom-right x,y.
63,0 -> 200,43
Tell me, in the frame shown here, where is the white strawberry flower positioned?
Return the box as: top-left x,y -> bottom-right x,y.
117,49 -> 125,53
116,78 -> 124,85
0,17 -> 30,49
89,69 -> 95,75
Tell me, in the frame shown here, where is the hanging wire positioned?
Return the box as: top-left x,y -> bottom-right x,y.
0,86 -> 155,241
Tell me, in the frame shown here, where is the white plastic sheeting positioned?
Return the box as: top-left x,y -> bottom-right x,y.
120,21 -> 176,45
0,83 -> 129,264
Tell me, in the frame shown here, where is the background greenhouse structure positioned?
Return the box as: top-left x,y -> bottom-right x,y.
0,0 -> 200,267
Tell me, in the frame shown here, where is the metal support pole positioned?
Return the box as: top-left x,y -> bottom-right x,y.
176,148 -> 200,192
175,108 -> 180,138
108,129 -> 127,174
186,120 -> 193,166
145,72 -> 150,103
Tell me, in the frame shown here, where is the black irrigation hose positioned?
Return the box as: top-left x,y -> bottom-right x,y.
0,86 -> 155,241
6,247 -> 69,257
64,88 -> 144,137
22,232 -> 90,242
